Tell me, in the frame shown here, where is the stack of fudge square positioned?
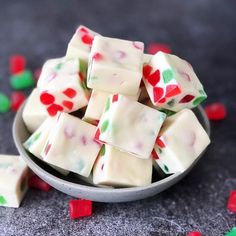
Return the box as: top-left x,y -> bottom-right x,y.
22,25 -> 210,188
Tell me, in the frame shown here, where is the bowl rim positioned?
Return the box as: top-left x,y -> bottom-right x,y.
13,104 -> 210,194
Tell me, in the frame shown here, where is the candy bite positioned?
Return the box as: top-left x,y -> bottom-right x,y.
95,94 -> 166,159
87,35 -> 144,95
37,57 -> 90,116
66,25 -> 99,62
69,199 -> 92,219
9,55 -> 26,74
41,113 -> 101,177
0,92 -> 10,113
24,117 -> 69,176
22,89 -> 48,133
83,89 -> 141,124
152,109 -> 210,174
93,145 -> 152,187
143,52 -> 207,112
0,155 -> 29,208
10,70 -> 35,90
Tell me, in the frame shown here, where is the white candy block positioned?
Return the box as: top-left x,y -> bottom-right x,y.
22,89 -> 48,133
95,94 -> 166,159
41,113 -> 101,177
24,117 -> 69,176
143,52 -> 207,112
66,25 -> 100,61
93,145 -> 152,187
83,89 -> 141,124
0,155 -> 29,208
152,109 -> 210,174
87,35 -> 144,95
37,57 -> 90,116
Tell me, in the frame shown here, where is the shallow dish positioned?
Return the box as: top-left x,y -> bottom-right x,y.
13,105 -> 210,203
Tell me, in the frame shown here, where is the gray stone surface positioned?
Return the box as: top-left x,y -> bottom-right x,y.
0,0 -> 236,235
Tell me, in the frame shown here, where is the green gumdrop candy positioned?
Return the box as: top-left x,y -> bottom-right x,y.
225,227 -> 236,236
0,92 -> 10,113
10,70 -> 35,90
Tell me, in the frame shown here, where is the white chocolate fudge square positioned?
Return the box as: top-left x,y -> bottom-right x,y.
152,109 -> 210,174
0,155 -> 29,208
87,35 -> 144,95
143,52 -> 207,112
66,25 -> 100,61
23,117 -> 69,176
37,57 -> 90,116
95,94 -> 166,159
93,145 -> 152,187
22,89 -> 48,133
41,113 -> 101,177
83,89 -> 141,124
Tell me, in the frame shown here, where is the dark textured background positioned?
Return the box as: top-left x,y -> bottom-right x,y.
0,0 -> 236,235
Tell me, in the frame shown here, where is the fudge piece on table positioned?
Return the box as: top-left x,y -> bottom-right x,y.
0,155 -> 29,208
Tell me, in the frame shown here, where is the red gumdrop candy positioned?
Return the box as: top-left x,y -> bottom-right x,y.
227,190 -> 236,212
187,232 -> 202,236
69,199 -> 92,219
10,91 -> 26,111
147,43 -> 171,55
10,55 -> 26,74
204,103 -> 227,121
34,68 -> 41,82
28,175 -> 52,192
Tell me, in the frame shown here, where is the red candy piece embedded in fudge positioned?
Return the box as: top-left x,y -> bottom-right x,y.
11,91 -> 26,111
153,87 -> 164,103
204,103 -> 227,121
40,92 -> 55,105
63,88 -> 77,98
179,95 -> 195,103
69,199 -> 92,219
227,190 -> 236,212
47,104 -> 63,116
28,175 -> 52,192
187,232 -> 202,236
10,55 -> 26,74
147,43 -> 171,55
92,52 -> 103,61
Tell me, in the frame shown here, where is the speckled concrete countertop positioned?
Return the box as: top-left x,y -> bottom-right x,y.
0,0 -> 236,235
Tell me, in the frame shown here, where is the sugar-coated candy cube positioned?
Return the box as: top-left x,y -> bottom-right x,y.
10,70 -> 35,90
83,89 -> 141,125
66,25 -> 99,61
0,155 -> 29,208
143,52 -> 207,112
227,190 -> 236,212
11,91 -> 26,112
22,89 -> 48,133
41,113 -> 101,177
24,117 -> 69,176
28,175 -> 52,192
10,55 -> 26,74
147,43 -> 171,55
204,103 -> 227,121
93,145 -> 152,187
37,57 -> 90,116
87,35 -> 144,95
95,94 -> 166,159
187,232 -> 202,236
152,109 -> 210,174
0,92 -> 10,113
69,199 -> 92,219
225,227 -> 236,236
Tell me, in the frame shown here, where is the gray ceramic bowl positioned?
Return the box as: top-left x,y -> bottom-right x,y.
13,105 -> 210,203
